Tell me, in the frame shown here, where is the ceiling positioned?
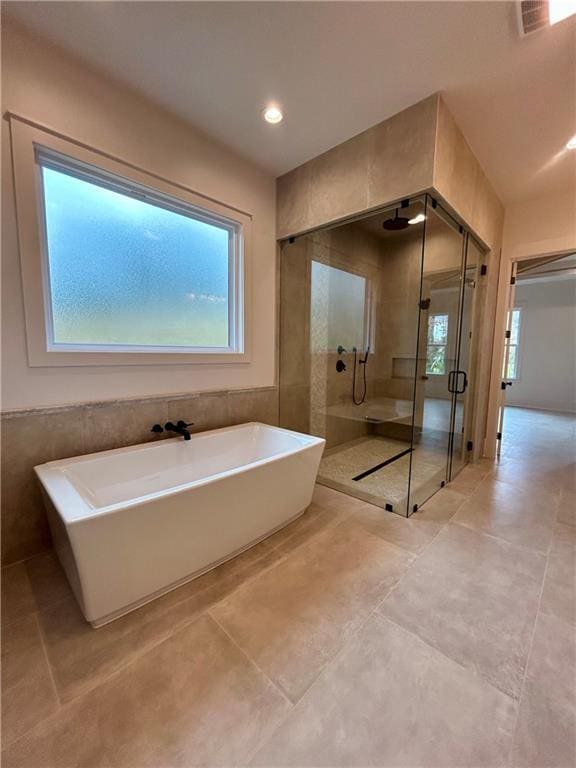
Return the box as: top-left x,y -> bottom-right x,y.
4,1 -> 576,203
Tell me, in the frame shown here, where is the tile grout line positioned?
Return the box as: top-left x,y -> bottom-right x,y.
207,612 -> 294,708
33,610 -> 65,710
206,613 -> 297,768
504,527 -> 556,768
8,501 -> 341,742
2,609 -> 216,753
246,512 -> 452,762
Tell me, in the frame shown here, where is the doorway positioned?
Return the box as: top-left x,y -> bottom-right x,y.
497,252 -> 576,458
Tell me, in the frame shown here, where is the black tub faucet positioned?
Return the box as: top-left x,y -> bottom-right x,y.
165,420 -> 194,440
151,420 -> 194,440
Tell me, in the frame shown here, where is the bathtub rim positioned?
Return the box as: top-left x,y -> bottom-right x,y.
35,422 -> 326,524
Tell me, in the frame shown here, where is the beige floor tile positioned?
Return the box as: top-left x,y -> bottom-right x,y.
1,563 -> 36,625
452,479 -> 558,553
447,463 -> 492,495
29,501 -> 340,702
1,615 -> 59,746
212,519 -> 413,701
558,490 -> 576,527
312,483 -> 364,514
252,614 -> 516,767
3,615 -> 290,768
25,551 -> 76,612
415,487 -> 468,522
488,457 -> 567,496
511,612 -> 576,767
349,501 -> 442,553
380,523 -> 546,698
540,523 -> 576,626
35,529 -> 296,702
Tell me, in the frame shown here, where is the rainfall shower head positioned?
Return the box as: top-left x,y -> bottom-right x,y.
383,209 -> 410,231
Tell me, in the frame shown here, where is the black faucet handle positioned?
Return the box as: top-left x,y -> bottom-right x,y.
151,424 -> 164,434
176,420 -> 194,429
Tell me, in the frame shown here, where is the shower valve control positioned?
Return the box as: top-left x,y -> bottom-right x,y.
336,360 -> 347,373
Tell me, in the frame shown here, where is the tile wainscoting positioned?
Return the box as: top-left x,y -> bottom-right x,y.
1,386 -> 279,565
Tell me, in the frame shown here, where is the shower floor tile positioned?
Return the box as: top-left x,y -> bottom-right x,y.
318,436 -> 447,513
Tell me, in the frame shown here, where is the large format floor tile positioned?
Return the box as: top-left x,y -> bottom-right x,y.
211,519 -> 413,701
539,523 -> 576,626
348,499 -> 442,553
32,503 -> 343,702
511,612 -> 576,767
452,479 -> 558,552
415,486 -> 468,523
3,615 -> 291,768
252,614 -> 516,767
1,615 -> 59,746
1,563 -> 36,626
380,522 -> 547,698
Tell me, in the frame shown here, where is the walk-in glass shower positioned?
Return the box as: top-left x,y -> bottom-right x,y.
279,195 -> 485,516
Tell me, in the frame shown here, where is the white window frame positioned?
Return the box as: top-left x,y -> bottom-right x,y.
505,307 -> 522,381
10,117 -> 252,366
426,312 -> 449,375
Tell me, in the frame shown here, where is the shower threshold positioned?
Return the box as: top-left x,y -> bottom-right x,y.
317,436 -> 446,516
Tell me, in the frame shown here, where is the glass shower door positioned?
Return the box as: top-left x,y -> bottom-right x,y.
408,199 -> 467,512
448,235 -> 482,479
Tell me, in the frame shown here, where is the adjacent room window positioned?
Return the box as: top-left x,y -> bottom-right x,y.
426,313 -> 449,374
504,307 -> 522,380
38,151 -> 240,352
10,117 -> 251,366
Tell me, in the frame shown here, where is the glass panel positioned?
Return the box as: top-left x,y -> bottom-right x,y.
408,200 -> 465,512
41,165 -> 231,348
449,235 -> 482,480
279,199 -> 427,516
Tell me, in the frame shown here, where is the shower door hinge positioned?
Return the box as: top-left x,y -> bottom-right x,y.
480,264 -> 487,276
496,432 -> 502,441
419,298 -> 431,310
510,275 -> 516,285
505,330 -> 511,339
466,441 -> 473,451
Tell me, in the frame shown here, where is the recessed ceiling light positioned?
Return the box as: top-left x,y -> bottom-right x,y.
567,135 -> 576,150
263,106 -> 283,124
408,214 -> 426,225
549,0 -> 576,24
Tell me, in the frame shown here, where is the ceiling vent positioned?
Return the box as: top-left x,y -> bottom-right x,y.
517,1 -> 549,35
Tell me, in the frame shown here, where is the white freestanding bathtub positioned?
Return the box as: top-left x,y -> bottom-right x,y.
35,423 -> 325,627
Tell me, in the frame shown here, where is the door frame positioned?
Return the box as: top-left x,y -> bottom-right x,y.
484,245 -> 575,458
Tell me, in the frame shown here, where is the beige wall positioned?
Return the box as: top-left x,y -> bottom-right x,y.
433,98 -> 504,251
1,21 -> 280,564
501,187 -> 576,261
277,96 -> 438,240
1,20 -> 277,410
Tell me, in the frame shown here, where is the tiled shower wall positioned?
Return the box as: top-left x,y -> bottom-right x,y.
279,222 -> 423,449
1,386 -> 278,565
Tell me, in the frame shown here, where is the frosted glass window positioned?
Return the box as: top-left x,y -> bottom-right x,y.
311,261 -> 369,352
40,162 -> 236,349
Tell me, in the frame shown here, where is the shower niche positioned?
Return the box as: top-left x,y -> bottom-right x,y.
279,195 -> 485,516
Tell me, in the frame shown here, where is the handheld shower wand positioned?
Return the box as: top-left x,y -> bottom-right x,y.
352,345 -> 370,405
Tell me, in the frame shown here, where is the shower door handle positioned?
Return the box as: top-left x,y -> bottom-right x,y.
455,370 -> 468,394
447,370 -> 457,394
